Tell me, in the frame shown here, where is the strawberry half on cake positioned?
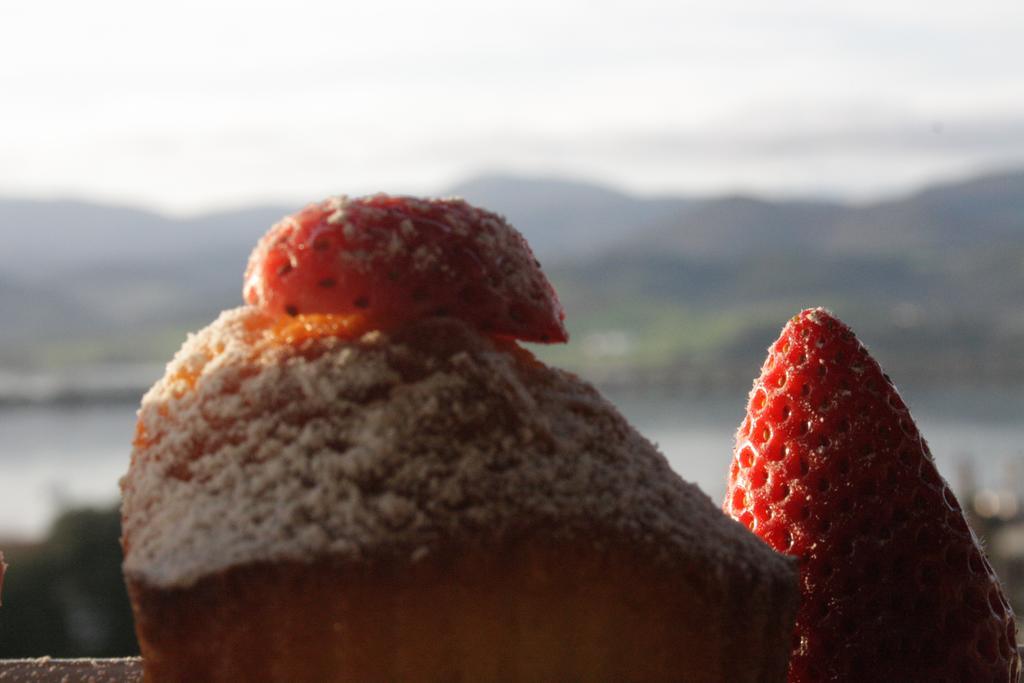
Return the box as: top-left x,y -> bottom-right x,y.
120,195 -> 799,683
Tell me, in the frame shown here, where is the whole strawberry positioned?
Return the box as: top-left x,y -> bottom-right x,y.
243,194 -> 567,343
725,308 -> 1020,682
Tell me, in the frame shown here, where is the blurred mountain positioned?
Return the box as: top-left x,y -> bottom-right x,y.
633,169 -> 1024,260
542,169 -> 1024,386
448,174 -> 690,261
0,275 -> 97,345
2,169 -> 1024,387
831,170 -> 1024,254
0,199 -> 292,279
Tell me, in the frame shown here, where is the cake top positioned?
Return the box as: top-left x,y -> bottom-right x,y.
121,308 -> 793,589
243,194 -> 567,343
122,193 -> 794,593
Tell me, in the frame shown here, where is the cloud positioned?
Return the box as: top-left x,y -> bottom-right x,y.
606,116 -> 1024,159
427,112 -> 1024,162
395,109 -> 1024,200
3,1 -> 1024,208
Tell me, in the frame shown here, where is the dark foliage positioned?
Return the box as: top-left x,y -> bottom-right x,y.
0,506 -> 138,657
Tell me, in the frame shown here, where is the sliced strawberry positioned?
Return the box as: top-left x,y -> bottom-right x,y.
243,195 -> 567,343
725,308 -> 1020,682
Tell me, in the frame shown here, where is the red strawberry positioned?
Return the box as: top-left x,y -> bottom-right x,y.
243,194 -> 567,343
725,308 -> 1020,682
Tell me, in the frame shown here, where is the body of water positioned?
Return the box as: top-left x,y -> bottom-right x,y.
1,385 -> 1022,539
608,386 -> 1024,507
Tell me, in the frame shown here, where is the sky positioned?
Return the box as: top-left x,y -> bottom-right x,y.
2,0 -> 1024,213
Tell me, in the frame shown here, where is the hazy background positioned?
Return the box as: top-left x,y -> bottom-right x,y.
2,0 -> 1024,657
5,0 -> 1024,208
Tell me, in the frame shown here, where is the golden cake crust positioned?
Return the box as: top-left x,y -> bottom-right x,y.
129,533 -> 795,683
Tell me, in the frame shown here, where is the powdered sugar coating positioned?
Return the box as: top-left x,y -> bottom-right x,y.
121,307 -> 792,590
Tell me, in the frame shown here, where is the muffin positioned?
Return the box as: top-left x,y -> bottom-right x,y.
121,195 -> 798,682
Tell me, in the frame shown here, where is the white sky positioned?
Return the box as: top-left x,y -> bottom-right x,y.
2,0 -> 1024,213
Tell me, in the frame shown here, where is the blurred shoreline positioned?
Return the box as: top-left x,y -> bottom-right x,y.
0,365 -> 161,409
2,360 -> 1023,410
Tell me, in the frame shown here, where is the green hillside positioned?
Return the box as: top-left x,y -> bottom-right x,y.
3,169 -> 1024,392
533,244 -> 1024,389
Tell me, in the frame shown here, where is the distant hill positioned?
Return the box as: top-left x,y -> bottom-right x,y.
2,169 -> 1024,388
637,196 -> 851,260
0,274 -> 98,345
0,199 -> 291,280
633,169 -> 1024,260
541,168 -> 1024,387
447,174 -> 690,261
828,169 -> 1024,253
